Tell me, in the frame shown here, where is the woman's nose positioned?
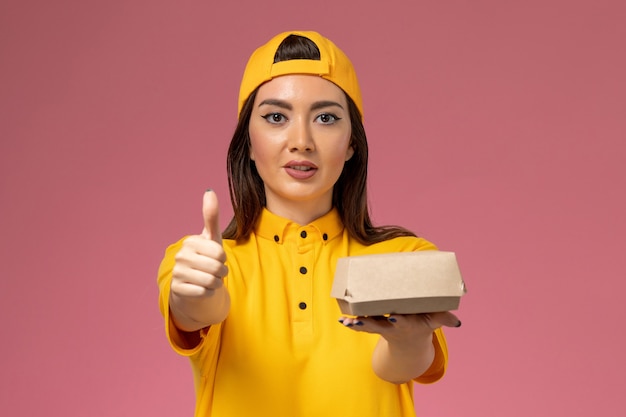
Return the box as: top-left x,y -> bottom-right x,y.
287,118 -> 315,152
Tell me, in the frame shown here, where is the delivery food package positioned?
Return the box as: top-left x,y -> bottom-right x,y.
331,251 -> 466,316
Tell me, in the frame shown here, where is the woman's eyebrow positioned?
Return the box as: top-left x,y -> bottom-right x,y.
258,99 -> 292,110
310,100 -> 344,111
258,99 -> 344,111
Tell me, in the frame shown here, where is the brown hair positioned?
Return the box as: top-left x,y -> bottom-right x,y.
223,35 -> 415,244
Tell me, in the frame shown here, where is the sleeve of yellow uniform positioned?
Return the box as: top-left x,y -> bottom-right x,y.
157,237 -> 209,356
414,328 -> 448,384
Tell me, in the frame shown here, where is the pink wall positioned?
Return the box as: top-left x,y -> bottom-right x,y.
1,1 -> 624,416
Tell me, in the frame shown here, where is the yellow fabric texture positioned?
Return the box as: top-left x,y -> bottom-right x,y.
158,208 -> 448,417
237,30 -> 363,117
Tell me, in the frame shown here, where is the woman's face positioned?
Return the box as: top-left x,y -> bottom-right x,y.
249,74 -> 354,221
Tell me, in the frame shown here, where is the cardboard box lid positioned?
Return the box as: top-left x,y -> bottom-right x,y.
331,251 -> 466,316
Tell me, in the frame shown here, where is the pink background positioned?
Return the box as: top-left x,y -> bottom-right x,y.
1,0 -> 624,416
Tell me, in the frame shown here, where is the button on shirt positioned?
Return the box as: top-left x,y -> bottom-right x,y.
158,208 -> 448,417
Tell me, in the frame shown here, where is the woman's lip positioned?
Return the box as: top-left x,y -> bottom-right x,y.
284,160 -> 318,169
283,161 -> 318,179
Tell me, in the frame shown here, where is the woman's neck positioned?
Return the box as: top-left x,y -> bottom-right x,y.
265,198 -> 333,225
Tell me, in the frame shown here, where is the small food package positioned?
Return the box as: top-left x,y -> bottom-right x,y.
331,251 -> 467,316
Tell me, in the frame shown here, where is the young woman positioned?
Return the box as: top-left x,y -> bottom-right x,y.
158,31 -> 461,417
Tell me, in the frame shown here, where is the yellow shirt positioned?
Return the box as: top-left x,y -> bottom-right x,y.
158,208 -> 448,417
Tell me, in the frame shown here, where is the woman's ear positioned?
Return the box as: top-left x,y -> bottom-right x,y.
345,145 -> 355,161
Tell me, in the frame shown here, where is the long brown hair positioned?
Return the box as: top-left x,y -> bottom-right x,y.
223,35 -> 415,244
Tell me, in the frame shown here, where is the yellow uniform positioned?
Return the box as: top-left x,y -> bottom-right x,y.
158,208 -> 448,417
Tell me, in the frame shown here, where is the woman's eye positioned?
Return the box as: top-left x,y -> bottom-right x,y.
262,113 -> 286,124
316,113 -> 341,124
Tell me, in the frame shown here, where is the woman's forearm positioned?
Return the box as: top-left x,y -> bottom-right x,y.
372,332 -> 435,384
169,286 -> 231,332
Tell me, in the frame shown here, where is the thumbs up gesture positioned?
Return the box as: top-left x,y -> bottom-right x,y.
201,189 -> 223,245
170,190 -> 230,330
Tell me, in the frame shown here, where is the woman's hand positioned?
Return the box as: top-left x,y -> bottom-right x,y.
169,190 -> 231,332
338,311 -> 461,338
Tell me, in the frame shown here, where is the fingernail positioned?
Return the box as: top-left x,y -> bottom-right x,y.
455,320 -> 462,328
338,318 -> 344,324
388,317 -> 397,323
355,321 -> 364,326
205,188 -> 213,192
346,323 -> 354,327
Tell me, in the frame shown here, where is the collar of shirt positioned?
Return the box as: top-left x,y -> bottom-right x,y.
255,208 -> 344,245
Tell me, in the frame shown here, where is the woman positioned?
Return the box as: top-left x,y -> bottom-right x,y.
158,31 -> 461,417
